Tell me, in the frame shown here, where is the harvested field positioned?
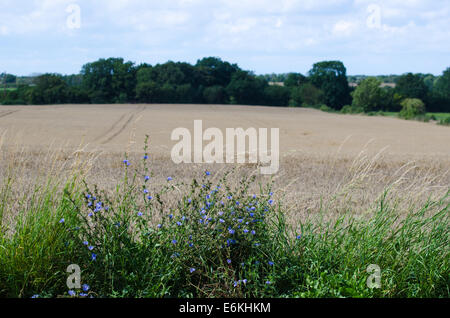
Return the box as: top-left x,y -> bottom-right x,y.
1,104 -> 449,298
0,104 -> 449,220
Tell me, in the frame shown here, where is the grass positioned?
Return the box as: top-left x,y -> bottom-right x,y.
313,105 -> 450,124
382,111 -> 450,121
0,137 -> 448,298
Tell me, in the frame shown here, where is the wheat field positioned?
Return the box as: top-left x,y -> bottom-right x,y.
1,104 -> 449,222
1,104 -> 449,298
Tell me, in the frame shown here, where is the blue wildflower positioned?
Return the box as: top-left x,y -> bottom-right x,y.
91,253 -> 97,261
80,293 -> 88,297
268,261 -> 274,266
227,259 -> 232,264
82,284 -> 90,292
137,212 -> 143,217
31,294 -> 39,298
59,218 -> 65,224
147,196 -> 153,200
144,189 -> 149,194
68,290 -> 76,297
167,177 -> 173,181
143,155 -> 149,160
190,268 -> 196,273
172,239 -> 177,244
144,176 -> 150,181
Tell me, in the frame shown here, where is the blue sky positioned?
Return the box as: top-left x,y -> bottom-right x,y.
0,0 -> 449,76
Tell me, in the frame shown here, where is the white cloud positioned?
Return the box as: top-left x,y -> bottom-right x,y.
332,20 -> 358,36
0,0 -> 448,75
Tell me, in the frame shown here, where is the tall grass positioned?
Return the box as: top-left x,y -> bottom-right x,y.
0,138 -> 448,298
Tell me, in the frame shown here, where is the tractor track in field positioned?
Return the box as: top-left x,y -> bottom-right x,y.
93,112 -> 128,143
0,110 -> 19,119
98,105 -> 146,144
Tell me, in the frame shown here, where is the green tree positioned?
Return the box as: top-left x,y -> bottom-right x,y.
399,98 -> 426,119
284,73 -> 306,88
377,87 -> 403,112
308,61 -> 351,110
29,74 -> 69,105
351,77 -> 383,112
3,74 -> 17,84
429,67 -> 450,112
195,57 -> 240,87
81,58 -> 136,103
226,71 -> 267,105
264,85 -> 290,106
136,81 -> 161,103
395,73 -> 428,103
290,83 -> 324,107
203,86 -> 227,104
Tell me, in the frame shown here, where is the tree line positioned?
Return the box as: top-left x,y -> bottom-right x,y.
1,57 -> 449,113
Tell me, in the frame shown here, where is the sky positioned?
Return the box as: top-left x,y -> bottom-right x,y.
0,0 -> 449,76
